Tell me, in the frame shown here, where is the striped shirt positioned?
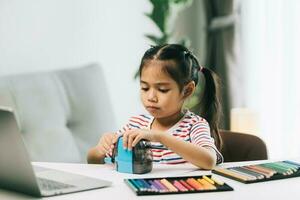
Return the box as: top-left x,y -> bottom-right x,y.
117,110 -> 223,165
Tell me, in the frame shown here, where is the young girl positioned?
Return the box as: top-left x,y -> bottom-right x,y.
87,44 -> 223,169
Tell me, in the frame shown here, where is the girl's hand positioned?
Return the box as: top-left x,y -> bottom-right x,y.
96,132 -> 118,157
121,129 -> 161,151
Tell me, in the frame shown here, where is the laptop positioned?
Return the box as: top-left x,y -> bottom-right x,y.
0,107 -> 111,197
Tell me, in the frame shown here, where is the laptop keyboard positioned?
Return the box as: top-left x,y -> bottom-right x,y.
37,177 -> 75,191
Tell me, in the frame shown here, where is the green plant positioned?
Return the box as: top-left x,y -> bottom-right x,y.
145,0 -> 193,46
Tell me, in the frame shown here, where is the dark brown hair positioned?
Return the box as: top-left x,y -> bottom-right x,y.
138,44 -> 222,150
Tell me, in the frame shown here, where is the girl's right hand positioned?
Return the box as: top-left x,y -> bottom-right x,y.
96,132 -> 118,157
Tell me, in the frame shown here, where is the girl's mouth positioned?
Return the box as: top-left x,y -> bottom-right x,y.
146,106 -> 160,111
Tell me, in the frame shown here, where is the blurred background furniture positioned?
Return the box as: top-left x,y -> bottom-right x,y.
0,63 -> 115,163
220,130 -> 268,162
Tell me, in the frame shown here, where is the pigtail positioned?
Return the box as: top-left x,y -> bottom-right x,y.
196,67 -> 222,150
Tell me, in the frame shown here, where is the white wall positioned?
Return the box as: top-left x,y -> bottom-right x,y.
0,0 -> 157,129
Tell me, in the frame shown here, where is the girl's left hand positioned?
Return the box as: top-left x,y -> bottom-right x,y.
118,129 -> 161,151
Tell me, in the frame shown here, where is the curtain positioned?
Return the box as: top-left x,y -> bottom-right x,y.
242,0 -> 300,158
203,0 -> 242,129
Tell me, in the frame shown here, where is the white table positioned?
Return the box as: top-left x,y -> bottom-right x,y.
1,160 -> 300,200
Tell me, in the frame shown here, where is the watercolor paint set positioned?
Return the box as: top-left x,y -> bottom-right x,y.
213,160 -> 300,184
124,175 -> 233,195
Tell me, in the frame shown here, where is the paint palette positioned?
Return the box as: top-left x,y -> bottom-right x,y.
213,160 -> 300,184
124,175 -> 233,195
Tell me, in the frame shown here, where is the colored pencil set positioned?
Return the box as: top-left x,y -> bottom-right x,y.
213,160 -> 300,183
124,175 -> 233,195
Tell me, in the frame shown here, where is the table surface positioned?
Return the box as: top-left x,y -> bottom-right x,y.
1,159 -> 300,200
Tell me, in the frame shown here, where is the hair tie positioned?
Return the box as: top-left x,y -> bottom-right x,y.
183,50 -> 190,57
200,66 -> 204,72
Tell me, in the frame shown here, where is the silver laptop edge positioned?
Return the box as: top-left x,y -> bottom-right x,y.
0,109 -> 111,197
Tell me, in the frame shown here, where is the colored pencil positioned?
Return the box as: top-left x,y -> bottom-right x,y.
131,179 -> 145,190
179,179 -> 195,191
260,163 -> 291,175
214,168 -> 250,181
197,178 -> 216,190
172,180 -> 188,192
275,162 -> 298,172
149,180 -> 166,193
126,180 -> 138,192
160,179 -> 178,192
228,168 -> 257,181
284,160 -> 300,168
234,167 -> 265,179
154,179 -> 169,192
248,165 -> 276,176
270,163 -> 294,174
211,176 -> 224,186
136,179 -> 149,191
203,175 -> 215,185
139,179 -> 157,192
282,161 -> 300,169
186,178 -> 204,190
243,166 -> 272,178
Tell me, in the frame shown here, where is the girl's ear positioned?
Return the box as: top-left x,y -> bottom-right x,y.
182,81 -> 196,99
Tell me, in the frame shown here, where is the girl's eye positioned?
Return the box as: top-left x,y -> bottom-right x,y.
158,89 -> 170,93
141,87 -> 149,91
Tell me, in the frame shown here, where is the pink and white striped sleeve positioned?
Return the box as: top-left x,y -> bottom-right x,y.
190,118 -> 223,164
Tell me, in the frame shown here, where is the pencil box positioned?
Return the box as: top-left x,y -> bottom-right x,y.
212,160 -> 300,184
124,175 -> 233,196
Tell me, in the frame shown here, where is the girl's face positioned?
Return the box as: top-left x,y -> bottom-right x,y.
140,60 -> 185,119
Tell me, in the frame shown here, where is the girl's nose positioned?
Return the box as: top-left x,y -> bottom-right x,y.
147,90 -> 158,102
